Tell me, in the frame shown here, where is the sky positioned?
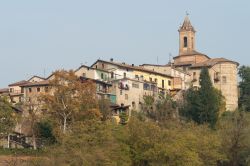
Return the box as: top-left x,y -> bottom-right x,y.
0,0 -> 249,87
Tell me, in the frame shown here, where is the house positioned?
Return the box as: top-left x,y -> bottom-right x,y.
8,80 -> 29,104
139,64 -> 191,91
27,75 -> 46,83
8,75 -> 47,104
172,15 -> 238,111
20,80 -> 50,102
79,76 -> 116,103
75,64 -> 113,82
110,77 -> 158,111
0,88 -> 9,97
91,59 -> 175,97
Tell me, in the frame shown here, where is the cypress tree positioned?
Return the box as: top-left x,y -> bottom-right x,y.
182,67 -> 223,128
198,67 -> 220,127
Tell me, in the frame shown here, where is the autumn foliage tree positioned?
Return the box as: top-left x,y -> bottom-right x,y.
42,70 -> 99,134
21,96 -> 44,150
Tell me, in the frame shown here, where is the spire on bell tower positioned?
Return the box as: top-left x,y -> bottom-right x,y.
178,13 -> 196,55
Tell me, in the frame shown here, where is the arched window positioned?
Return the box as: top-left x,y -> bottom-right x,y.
184,37 -> 188,47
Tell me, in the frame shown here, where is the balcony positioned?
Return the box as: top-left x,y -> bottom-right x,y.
119,82 -> 129,90
9,90 -> 23,96
214,77 -> 220,82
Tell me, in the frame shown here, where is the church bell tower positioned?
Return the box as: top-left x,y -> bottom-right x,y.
178,14 -> 196,55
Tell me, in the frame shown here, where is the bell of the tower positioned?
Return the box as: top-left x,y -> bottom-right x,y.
178,15 -> 196,55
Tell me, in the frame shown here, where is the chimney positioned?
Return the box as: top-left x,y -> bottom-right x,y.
132,64 -> 134,67
110,58 -> 113,62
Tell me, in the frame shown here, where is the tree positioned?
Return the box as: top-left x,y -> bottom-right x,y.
181,67 -> 225,128
180,86 -> 202,122
141,94 -> 178,123
21,96 -> 44,150
0,97 -> 16,148
238,65 -> 250,111
46,120 -> 131,165
128,116 -> 225,166
35,119 -> 56,146
42,70 -> 99,134
219,111 -> 250,166
98,98 -> 112,121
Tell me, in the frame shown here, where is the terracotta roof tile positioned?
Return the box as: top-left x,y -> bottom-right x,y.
92,59 -> 173,78
191,58 -> 239,68
20,80 -> 50,87
9,80 -> 29,87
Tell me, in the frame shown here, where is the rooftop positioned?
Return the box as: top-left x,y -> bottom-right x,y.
9,80 -> 29,87
191,58 -> 239,68
20,80 -> 50,87
92,59 -> 173,78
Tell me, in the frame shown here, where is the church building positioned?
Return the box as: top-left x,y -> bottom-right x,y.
141,15 -> 239,111
173,15 -> 239,111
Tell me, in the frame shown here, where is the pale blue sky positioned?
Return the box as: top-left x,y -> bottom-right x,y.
0,0 -> 249,87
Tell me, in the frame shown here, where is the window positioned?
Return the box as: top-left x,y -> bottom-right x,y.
132,82 -> 139,88
214,72 -> 220,82
184,37 -> 188,47
21,88 -> 24,93
29,88 -> 32,93
37,87 -> 40,92
102,63 -> 104,69
125,94 -> 128,100
168,80 -> 171,86
101,73 -> 104,79
123,72 -> 126,78
154,78 -> 158,83
82,73 -> 86,77
135,75 -> 139,80
222,76 -> 227,83
193,72 -> 197,80
45,86 -> 49,92
132,101 -> 135,108
143,83 -> 150,90
9,88 -> 14,93
162,80 -> 165,88
111,72 -> 114,79
149,77 -> 152,82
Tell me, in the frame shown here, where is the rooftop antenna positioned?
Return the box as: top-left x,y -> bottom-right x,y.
43,68 -> 46,78
168,53 -> 172,64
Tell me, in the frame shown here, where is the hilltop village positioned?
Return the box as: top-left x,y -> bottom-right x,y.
1,15 -> 249,165
0,15 -> 239,113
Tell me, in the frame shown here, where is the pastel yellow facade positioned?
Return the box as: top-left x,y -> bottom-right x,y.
132,70 -> 173,90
